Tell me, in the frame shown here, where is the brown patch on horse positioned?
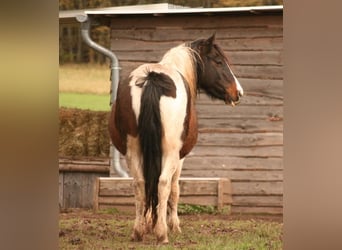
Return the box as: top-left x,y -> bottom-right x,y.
225,84 -> 239,104
179,74 -> 198,159
179,101 -> 198,159
108,78 -> 138,156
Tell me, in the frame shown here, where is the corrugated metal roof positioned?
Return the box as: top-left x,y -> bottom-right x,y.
59,4 -> 282,19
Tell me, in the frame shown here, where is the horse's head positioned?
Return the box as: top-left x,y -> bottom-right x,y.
191,34 -> 243,106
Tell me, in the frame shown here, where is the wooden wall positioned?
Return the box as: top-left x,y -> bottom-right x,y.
59,158 -> 109,209
109,12 -> 283,215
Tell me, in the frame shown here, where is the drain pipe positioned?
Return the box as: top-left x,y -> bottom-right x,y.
76,14 -> 129,177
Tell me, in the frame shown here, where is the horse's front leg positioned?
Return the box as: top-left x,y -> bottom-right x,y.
168,158 -> 183,233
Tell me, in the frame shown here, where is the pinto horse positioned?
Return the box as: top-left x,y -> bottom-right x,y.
109,34 -> 243,244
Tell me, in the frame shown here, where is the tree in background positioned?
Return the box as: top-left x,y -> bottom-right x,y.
60,0 -> 282,9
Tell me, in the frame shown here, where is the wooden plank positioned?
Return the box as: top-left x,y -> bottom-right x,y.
59,164 -> 109,173
183,156 -> 283,171
99,178 -> 134,196
59,173 -> 64,209
233,195 -> 283,207
98,196 -> 135,206
228,51 -> 283,66
232,181 -> 283,196
111,27 -> 283,42
62,172 -> 107,209
239,78 -> 283,98
196,105 -> 283,119
196,92 -> 283,105
115,50 -> 162,62
217,180 -> 224,209
234,65 -> 283,80
228,170 -> 283,182
219,37 -> 283,51
99,177 -> 231,196
181,170 -> 283,182
179,196 -> 217,206
63,172 -> 82,208
112,37 -> 283,52
59,158 -> 110,166
95,177 -> 233,209
180,180 -> 217,196
191,145 -> 283,158
196,132 -> 283,147
197,118 -> 283,133
93,177 -> 100,212
112,49 -> 283,65
231,206 -> 283,215
222,180 -> 233,204
111,15 -> 282,30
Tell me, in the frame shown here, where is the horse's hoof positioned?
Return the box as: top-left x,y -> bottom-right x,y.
168,221 -> 182,233
157,235 -> 169,244
131,231 -> 143,242
172,226 -> 182,234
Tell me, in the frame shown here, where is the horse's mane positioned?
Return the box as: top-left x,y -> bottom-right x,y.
159,44 -> 200,100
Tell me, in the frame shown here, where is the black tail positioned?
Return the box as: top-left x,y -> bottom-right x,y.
137,71 -> 176,227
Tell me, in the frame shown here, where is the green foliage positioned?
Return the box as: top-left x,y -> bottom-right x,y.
59,0 -> 283,10
178,204 -> 217,215
59,92 -> 110,111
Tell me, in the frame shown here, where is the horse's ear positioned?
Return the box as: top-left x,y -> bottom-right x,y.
206,33 -> 216,46
197,33 -> 216,54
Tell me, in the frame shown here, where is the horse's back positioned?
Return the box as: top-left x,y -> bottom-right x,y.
109,63 -> 197,158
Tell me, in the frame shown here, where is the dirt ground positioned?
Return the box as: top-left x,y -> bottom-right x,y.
60,208 -> 283,223
59,209 -> 283,249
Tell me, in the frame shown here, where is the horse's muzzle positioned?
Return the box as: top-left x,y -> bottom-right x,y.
226,88 -> 243,107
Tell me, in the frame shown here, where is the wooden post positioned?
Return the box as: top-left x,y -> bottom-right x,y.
217,179 -> 224,210
93,177 -> 100,212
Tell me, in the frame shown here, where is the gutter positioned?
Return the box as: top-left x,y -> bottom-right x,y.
76,14 -> 129,178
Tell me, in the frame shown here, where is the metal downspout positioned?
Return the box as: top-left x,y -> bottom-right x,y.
76,14 -> 129,177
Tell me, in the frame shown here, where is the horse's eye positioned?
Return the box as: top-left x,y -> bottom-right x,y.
214,60 -> 223,66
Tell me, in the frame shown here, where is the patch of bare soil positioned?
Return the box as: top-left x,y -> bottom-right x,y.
60,208 -> 282,223
59,209 -> 282,249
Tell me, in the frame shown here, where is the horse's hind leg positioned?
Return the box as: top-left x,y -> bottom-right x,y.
131,177 -> 145,241
168,159 -> 183,233
154,154 -> 179,244
126,137 -> 145,242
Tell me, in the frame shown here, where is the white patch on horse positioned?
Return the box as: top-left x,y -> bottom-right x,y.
160,72 -> 187,154
226,63 -> 244,97
129,65 -> 148,123
160,44 -> 197,100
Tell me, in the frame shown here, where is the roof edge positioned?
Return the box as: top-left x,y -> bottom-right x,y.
59,4 -> 283,19
86,5 -> 283,15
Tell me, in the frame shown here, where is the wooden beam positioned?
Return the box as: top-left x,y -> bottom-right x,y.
94,177 -> 233,212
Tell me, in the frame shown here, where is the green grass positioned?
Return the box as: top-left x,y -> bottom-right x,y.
59,92 -> 111,111
59,64 -> 113,111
